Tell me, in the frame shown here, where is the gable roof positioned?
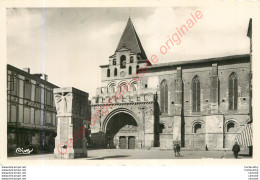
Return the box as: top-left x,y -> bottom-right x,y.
116,18 -> 147,59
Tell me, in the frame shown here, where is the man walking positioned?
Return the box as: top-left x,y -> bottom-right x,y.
176,144 -> 181,157
173,144 -> 177,157
232,142 -> 240,159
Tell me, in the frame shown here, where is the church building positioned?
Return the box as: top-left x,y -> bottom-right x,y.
90,18 -> 251,150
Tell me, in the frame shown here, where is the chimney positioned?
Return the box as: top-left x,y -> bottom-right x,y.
23,68 -> 30,74
43,74 -> 48,81
33,73 -> 42,79
32,73 -> 48,81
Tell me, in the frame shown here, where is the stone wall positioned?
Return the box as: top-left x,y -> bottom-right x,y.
54,87 -> 89,159
90,94 -> 159,148
92,55 -> 251,150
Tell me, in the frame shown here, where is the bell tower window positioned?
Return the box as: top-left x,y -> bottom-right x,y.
130,56 -> 134,63
114,68 -> 117,76
113,59 -> 116,65
129,66 -> 132,75
107,69 -> 110,77
136,65 -> 139,74
120,55 -> 126,69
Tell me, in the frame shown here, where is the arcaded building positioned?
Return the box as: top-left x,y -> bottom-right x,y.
90,18 -> 251,150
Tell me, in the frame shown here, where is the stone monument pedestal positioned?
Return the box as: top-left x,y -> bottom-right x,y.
53,87 -> 89,159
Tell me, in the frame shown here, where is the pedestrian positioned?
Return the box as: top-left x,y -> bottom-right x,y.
173,144 -> 177,157
176,144 -> 181,157
205,145 -> 208,151
232,142 -> 240,159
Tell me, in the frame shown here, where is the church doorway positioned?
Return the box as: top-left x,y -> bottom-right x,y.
119,136 -> 127,149
128,136 -> 135,149
105,112 -> 138,149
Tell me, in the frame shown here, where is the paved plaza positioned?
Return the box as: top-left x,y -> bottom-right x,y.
8,149 -> 251,160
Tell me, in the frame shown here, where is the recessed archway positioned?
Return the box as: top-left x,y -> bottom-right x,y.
102,108 -> 139,132
103,108 -> 139,149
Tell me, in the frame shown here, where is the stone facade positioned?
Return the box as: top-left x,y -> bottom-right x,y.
90,18 -> 252,150
54,87 -> 89,159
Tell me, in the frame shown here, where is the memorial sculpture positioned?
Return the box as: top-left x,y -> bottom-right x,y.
53,87 -> 89,159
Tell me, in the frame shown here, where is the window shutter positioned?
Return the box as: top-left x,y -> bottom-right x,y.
10,105 -> 17,122
24,81 -> 31,100
35,110 -> 41,125
24,107 -> 30,124
35,87 -> 41,102
10,76 -> 18,96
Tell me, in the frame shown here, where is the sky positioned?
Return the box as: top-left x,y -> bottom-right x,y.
7,7 -> 252,98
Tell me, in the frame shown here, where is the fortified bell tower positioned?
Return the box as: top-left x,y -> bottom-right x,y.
99,18 -> 151,93
90,18 -> 159,149
109,17 -> 148,78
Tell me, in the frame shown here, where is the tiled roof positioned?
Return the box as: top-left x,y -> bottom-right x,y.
116,18 -> 147,59
146,54 -> 250,70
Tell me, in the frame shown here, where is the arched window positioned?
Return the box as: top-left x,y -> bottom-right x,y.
194,123 -> 202,133
129,66 -> 132,75
192,76 -> 200,112
107,69 -> 110,77
160,80 -> 168,113
119,82 -> 129,92
131,82 -> 137,91
114,68 -> 117,76
113,59 -> 116,65
136,65 -> 139,74
227,122 -> 235,132
130,56 -> 134,63
108,84 -> 116,93
120,55 -> 126,68
229,72 -> 238,110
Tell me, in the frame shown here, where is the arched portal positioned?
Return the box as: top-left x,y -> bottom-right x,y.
103,109 -> 139,149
